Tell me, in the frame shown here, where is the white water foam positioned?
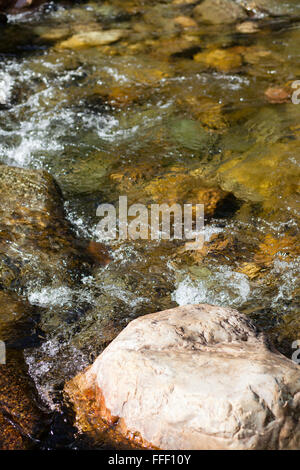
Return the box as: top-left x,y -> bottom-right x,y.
172,265 -> 250,308
28,285 -> 94,308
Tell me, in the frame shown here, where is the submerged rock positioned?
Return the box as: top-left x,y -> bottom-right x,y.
169,119 -> 219,152
66,304 -> 300,450
194,48 -> 243,72
58,30 -> 126,49
193,0 -> 299,23
0,349 -> 46,450
264,86 -> 290,104
0,165 -> 91,292
216,141 -> 300,212
144,166 -> 231,218
174,16 -> 198,29
0,0 -> 45,13
0,291 -> 46,450
194,0 -> 246,24
241,0 -> 299,16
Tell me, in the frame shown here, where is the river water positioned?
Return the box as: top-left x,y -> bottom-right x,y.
0,0 -> 299,449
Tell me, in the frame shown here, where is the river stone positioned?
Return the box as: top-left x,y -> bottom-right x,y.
0,165 -> 91,292
58,30 -> 125,49
194,0 -> 247,24
66,304 -> 300,450
0,291 -> 46,449
0,349 -> 45,449
169,119 -> 218,152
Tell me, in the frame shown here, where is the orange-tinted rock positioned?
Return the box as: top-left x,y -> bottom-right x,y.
0,291 -> 46,450
194,48 -> 243,72
177,96 -> 227,130
174,16 -> 198,29
86,241 -> 111,266
0,165 -> 91,290
264,87 -> 290,104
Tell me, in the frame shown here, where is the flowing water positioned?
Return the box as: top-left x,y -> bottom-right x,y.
0,0 -> 299,449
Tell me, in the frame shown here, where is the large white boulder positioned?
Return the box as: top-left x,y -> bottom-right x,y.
66,304 -> 300,449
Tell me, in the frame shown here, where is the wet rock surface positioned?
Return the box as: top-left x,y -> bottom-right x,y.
0,165 -> 92,292
194,0 -> 247,25
0,291 -> 47,450
58,30 -> 126,50
66,304 -> 300,450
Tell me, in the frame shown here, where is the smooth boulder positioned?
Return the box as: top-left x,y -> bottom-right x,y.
66,304 -> 300,450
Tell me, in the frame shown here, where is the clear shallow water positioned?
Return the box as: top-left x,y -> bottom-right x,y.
0,0 -> 299,449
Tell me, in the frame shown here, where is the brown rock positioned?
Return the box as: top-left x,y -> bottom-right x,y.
174,16 -> 198,29
0,291 -> 46,450
0,165 -> 91,291
0,349 -> 45,450
236,21 -> 259,33
265,87 -> 290,104
194,48 -> 243,72
0,0 -> 43,12
86,241 -> 111,266
194,0 -> 247,24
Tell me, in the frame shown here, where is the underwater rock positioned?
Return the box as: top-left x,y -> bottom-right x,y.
0,72 -> 12,106
0,0 -> 44,13
236,21 -> 259,33
194,0 -> 246,24
193,0 -> 298,23
216,141 -> 300,212
0,349 -> 45,449
241,0 -> 299,16
177,96 -> 228,130
174,16 -> 198,29
169,119 -> 219,152
0,165 -> 91,292
0,291 -> 46,450
65,304 -> 300,450
194,48 -> 243,72
254,234 -> 300,267
58,30 -> 126,49
144,167 -> 230,218
0,290 -> 37,344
